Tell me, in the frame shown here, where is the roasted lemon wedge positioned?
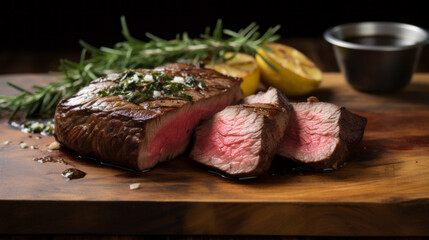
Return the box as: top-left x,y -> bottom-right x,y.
205,52 -> 260,97
256,43 -> 322,97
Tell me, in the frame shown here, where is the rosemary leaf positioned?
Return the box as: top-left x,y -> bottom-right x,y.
6,82 -> 32,94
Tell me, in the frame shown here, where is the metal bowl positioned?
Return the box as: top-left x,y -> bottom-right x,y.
324,22 -> 429,93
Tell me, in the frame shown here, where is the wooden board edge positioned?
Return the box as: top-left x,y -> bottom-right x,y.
1,199 -> 429,236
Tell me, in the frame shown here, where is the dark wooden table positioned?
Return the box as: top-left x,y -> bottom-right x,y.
2,38 -> 429,240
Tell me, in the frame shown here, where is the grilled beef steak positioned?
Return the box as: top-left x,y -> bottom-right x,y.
279,97 -> 367,169
244,89 -> 367,169
54,63 -> 242,171
190,93 -> 291,177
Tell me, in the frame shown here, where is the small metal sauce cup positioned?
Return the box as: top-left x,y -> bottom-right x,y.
324,22 -> 429,93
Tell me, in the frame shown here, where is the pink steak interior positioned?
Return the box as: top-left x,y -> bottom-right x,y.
192,108 -> 262,174
279,108 -> 338,163
144,98 -> 234,169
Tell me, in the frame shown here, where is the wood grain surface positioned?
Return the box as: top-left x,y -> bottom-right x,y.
1,73 -> 429,236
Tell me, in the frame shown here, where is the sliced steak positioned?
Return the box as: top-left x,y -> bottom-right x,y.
190,103 -> 291,177
279,97 -> 367,169
245,89 -> 367,169
54,63 -> 242,171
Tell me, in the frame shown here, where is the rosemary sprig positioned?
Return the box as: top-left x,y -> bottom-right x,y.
0,16 -> 280,119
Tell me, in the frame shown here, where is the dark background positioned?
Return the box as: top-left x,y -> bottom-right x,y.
1,0 -> 428,73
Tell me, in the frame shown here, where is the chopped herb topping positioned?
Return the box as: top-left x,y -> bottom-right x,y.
12,119 -> 55,135
98,70 -> 207,104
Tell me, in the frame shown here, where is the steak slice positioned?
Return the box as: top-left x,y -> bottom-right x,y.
279,97 -> 367,169
54,63 -> 242,171
244,89 -> 367,169
190,103 -> 291,178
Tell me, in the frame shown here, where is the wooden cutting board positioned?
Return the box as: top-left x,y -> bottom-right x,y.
1,73 -> 429,236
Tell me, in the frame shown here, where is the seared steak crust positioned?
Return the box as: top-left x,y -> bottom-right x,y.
54,63 -> 242,171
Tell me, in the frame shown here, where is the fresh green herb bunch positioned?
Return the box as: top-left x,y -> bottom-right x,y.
99,70 -> 207,103
0,16 -> 280,119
